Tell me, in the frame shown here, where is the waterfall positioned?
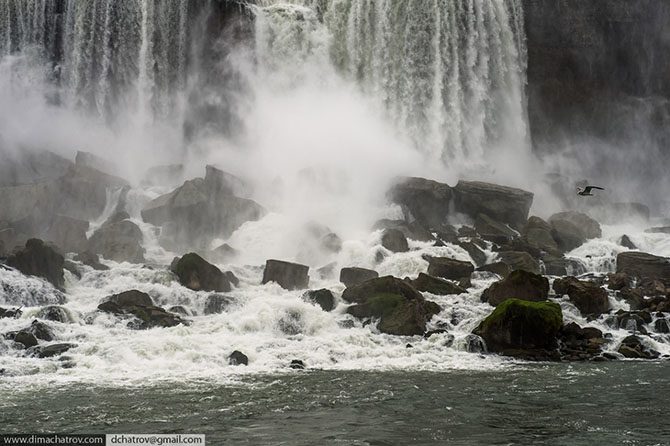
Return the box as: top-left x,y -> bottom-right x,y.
254,0 -> 529,164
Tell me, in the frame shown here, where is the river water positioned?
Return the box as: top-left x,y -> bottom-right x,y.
2,362 -> 668,445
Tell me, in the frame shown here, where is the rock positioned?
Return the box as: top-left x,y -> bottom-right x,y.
523,216 -> 560,254
498,251 -> 541,274
558,322 -> 606,360
458,240 -> 488,267
289,359 -> 305,370
388,177 -> 452,229
29,343 -> 76,358
549,211 -> 602,239
0,307 -> 22,319
0,228 -> 30,257
553,277 -> 610,315
206,243 -> 239,264
616,252 -> 670,281
278,310 -> 304,335
316,262 -> 337,279
98,290 -> 186,329
73,251 -> 109,271
25,320 -> 55,341
43,215 -> 89,253
612,310 -> 652,333
608,272 -> 632,291
14,331 -> 38,348
104,210 -> 130,226
88,220 -> 145,263
549,219 -> 586,252
426,257 -> 474,281
654,318 -> 670,333
620,235 -> 637,250
373,219 -> 435,242
262,259 -> 309,290
171,253 -> 232,292
75,151 -> 118,176
339,267 -> 379,288
646,226 -> 670,234
381,229 -> 409,253
7,239 -> 64,290
320,233 -> 342,253
0,149 -> 72,187
453,181 -> 534,230
141,167 -> 264,251
474,213 -> 517,243
204,295 -> 234,315
411,273 -> 465,295
477,262 -> 512,278
543,256 -> 586,276
474,299 -> 563,357
481,270 -> 549,306
229,350 -> 249,366
343,276 -> 440,336
303,289 -> 336,311
618,335 -> 659,359
168,306 -> 191,316
63,260 -> 82,279
224,271 -> 240,287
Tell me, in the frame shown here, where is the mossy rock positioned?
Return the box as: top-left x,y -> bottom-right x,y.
475,298 -> 563,354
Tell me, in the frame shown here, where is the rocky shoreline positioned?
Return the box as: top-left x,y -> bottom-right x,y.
1,150 -> 670,372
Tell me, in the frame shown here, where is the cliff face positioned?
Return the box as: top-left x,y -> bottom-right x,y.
524,0 -> 670,149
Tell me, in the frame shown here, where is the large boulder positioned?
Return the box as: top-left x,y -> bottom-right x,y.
98,290 -> 186,329
617,335 -> 660,359
616,252 -> 670,282
553,277 -> 610,315
171,253 -> 232,292
43,215 -> 89,254
497,251 -> 541,274
343,276 -> 440,336
426,257 -> 474,281
381,229 -> 409,253
481,270 -> 549,306
262,260 -> 309,290
549,211 -> 602,250
0,150 -> 72,186
141,166 -> 264,251
388,177 -> 452,229
474,299 -> 563,358
340,267 -> 379,288
453,181 -> 533,230
303,289 -> 336,312
474,214 -> 517,243
411,273 -> 466,295
522,216 -> 559,254
7,239 -> 64,290
87,220 -> 145,263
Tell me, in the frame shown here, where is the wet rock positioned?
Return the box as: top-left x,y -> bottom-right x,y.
320,233 -> 343,253
474,299 -> 563,359
73,251 -> 109,271
303,289 -> 336,312
29,343 -> 76,358
168,306 -> 191,316
229,350 -> 249,366
43,215 -> 89,254
481,270 -> 549,307
453,181 -> 534,230
426,257 -> 474,281
424,329 -> 449,339
373,219 -> 435,242
474,213 -> 517,244
207,243 -> 239,263
36,305 -> 73,323
88,220 -> 145,263
343,276 -> 440,336
316,262 -> 337,280
411,273 -> 465,295
289,359 -> 305,370
616,252 -> 670,281
381,228 -> 409,253
14,331 -> 38,348
522,216 -> 559,254
463,334 -> 487,353
388,177 -> 452,229
0,307 -> 22,319
262,259 -> 309,290
607,272 -> 632,291
171,253 -> 232,292
620,235 -> 637,250
618,335 -> 659,359
63,260 -> 82,279
497,251 -> 541,274
458,240 -> 488,267
224,271 -> 240,288
612,310 -> 652,334
7,239 -> 64,290
339,267 -> 379,288
0,228 -> 30,257
26,320 -> 55,341
549,220 -> 586,252
204,295 -> 234,315
98,290 -> 186,329
476,262 -> 512,278
549,211 -> 602,239
558,322 -> 606,360
654,318 -> 670,333
542,256 -> 586,276
553,277 -> 610,315
278,310 -> 304,335
104,210 -> 130,226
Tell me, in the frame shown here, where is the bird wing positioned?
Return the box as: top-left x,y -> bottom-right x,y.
584,186 -> 605,193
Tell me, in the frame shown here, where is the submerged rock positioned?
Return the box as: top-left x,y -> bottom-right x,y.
339,267 -> 379,288
171,253 -> 232,292
426,257 -> 474,281
411,273 -> 465,295
475,299 -> 563,359
481,270 -> 549,307
553,277 -> 610,315
7,239 -> 65,290
262,259 -> 309,290
204,295 -> 234,315
381,228 -> 409,253
303,289 -> 336,312
343,276 -> 440,336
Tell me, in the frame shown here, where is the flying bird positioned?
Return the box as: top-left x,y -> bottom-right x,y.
577,185 -> 605,196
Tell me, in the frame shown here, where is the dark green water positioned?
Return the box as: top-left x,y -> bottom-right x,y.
1,362 -> 669,445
